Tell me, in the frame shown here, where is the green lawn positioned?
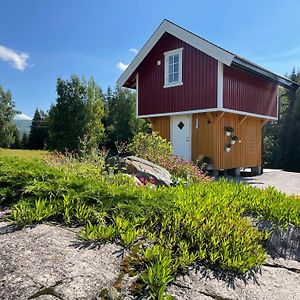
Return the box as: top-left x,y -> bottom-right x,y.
0,149 -> 48,159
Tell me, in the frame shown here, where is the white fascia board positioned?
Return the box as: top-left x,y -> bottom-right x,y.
138,107 -> 277,120
164,21 -> 234,66
116,20 -> 234,87
116,21 -> 166,87
138,108 -> 220,118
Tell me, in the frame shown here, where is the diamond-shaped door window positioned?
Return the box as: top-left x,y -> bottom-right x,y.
178,121 -> 184,130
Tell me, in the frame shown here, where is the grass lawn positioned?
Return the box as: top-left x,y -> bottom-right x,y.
0,149 -> 48,160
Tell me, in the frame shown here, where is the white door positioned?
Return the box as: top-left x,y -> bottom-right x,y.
170,115 -> 191,161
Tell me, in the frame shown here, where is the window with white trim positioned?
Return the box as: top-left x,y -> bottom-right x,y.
164,48 -> 183,88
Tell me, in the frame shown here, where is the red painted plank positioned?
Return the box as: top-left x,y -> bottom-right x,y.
137,33 -> 218,116
223,65 -> 277,117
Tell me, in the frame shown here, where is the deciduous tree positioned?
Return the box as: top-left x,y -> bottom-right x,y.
0,85 -> 18,148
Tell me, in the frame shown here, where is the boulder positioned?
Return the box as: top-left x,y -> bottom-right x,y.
107,156 -> 173,186
0,222 -> 122,300
255,220 -> 300,261
168,258 -> 300,300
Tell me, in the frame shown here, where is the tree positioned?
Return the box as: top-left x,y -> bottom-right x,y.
263,69 -> 300,171
48,76 -> 86,151
104,87 -> 150,151
10,127 -> 22,149
28,109 -> 48,149
0,85 -> 18,148
80,78 -> 105,150
21,132 -> 29,149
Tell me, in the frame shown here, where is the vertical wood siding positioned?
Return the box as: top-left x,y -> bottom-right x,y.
138,33 -> 218,116
149,116 -> 170,141
223,65 -> 278,118
192,112 -> 262,169
192,114 -> 215,161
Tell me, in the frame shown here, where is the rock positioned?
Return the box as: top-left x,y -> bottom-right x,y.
0,207 -> 11,221
0,222 -> 122,300
168,260 -> 300,300
122,174 -> 143,186
107,156 -> 173,186
255,220 -> 300,261
99,287 -> 120,300
168,219 -> 300,300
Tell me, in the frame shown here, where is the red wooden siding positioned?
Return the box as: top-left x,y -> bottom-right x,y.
223,65 -> 278,117
137,33 -> 218,116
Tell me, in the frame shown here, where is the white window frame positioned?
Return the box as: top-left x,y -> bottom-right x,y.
163,48 -> 183,88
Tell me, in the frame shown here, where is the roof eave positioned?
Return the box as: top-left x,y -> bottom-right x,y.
232,58 -> 299,89
116,19 -> 234,88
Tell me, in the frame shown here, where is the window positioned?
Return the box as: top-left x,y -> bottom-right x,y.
164,48 -> 183,88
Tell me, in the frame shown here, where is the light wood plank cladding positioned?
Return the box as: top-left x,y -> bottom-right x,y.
192,112 -> 263,170
149,116 -> 170,141
150,112 -> 263,170
192,113 -> 215,162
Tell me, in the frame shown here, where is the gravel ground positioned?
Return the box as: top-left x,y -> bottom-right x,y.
229,169 -> 300,196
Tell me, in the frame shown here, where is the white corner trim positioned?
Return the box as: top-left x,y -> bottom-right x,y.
138,107 -> 278,120
217,61 -> 223,109
276,85 -> 279,119
136,73 -> 139,117
116,19 -> 234,87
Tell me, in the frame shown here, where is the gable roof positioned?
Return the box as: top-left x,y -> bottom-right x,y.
117,19 -> 298,90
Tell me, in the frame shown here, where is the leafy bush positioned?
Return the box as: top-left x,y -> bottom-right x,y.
127,132 -> 173,160
127,132 -> 210,183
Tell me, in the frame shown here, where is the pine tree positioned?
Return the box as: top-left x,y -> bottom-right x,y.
263,69 -> 300,171
28,109 -> 48,149
0,85 -> 18,148
21,132 -> 29,149
10,126 -> 22,149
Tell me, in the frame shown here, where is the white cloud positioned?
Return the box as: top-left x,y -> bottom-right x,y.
129,48 -> 138,54
0,45 -> 29,71
116,62 -> 129,71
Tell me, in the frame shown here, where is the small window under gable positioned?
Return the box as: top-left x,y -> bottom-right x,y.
164,48 -> 183,88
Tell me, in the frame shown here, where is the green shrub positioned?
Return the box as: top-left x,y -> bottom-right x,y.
11,199 -> 56,227
142,253 -> 174,300
80,221 -> 116,242
2,156 -> 300,299
127,132 -> 210,183
127,132 -> 173,161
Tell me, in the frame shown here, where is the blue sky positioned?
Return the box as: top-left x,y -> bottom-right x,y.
1,0 -> 300,117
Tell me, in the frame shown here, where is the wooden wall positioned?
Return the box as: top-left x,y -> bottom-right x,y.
149,116 -> 170,141
192,112 -> 263,169
137,32 -> 218,116
150,112 -> 264,170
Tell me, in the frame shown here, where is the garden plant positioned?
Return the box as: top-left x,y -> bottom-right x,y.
0,135 -> 300,299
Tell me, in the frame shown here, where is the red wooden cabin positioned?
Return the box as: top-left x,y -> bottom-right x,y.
117,20 -> 298,174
